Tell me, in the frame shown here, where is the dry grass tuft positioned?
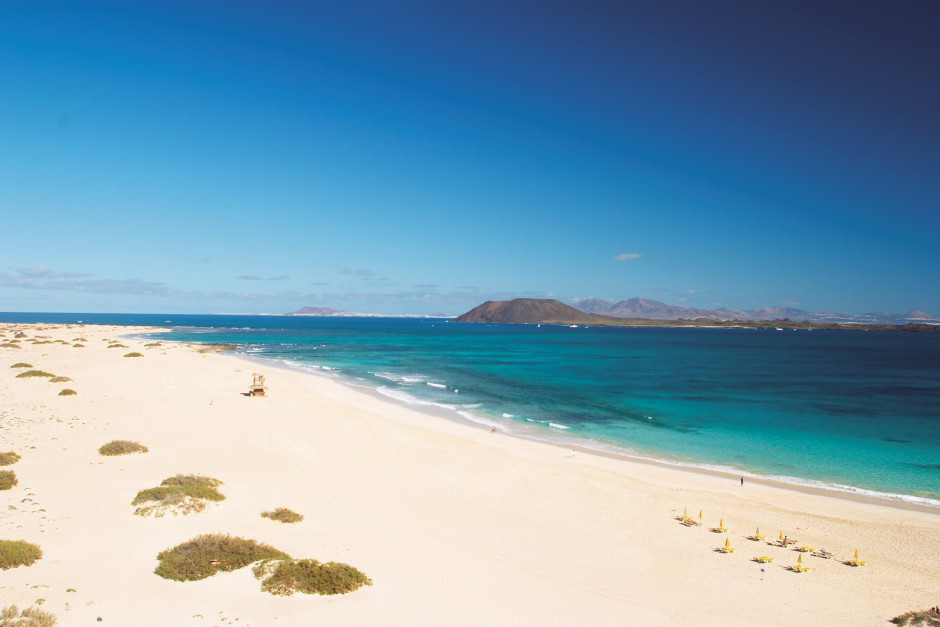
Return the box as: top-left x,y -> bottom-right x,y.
123,352 -> 143,358
0,541 -> 42,570
9,363 -> 32,369
133,475 -> 224,516
0,344 -> 22,349
0,604 -> 56,626
98,440 -> 148,456
107,344 -> 128,349
0,471 -> 17,490
0,453 -> 21,467
261,508 -> 303,524
253,559 -> 372,596
15,371 -> 54,379
57,389 -> 77,396
48,376 -> 72,383
155,534 -> 288,582
72,344 -> 84,348
890,611 -> 940,626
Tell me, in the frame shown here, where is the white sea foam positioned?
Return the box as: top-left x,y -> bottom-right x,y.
502,413 -> 515,418
374,372 -> 427,384
549,422 -> 570,430
426,382 -> 447,389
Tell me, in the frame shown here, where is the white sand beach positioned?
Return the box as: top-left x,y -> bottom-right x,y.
1,323 -> 938,626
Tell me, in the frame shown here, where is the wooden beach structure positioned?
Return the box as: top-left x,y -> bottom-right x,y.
249,373 -> 266,397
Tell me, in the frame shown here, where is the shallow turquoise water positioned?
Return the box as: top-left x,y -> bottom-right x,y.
3,312 -> 937,504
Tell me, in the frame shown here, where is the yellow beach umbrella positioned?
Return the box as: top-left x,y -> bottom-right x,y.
699,510 -> 702,519
756,526 -> 761,536
725,538 -> 731,548
854,549 -> 859,560
683,507 -> 688,517
720,518 -> 724,527
779,531 -> 784,540
798,554 -> 803,564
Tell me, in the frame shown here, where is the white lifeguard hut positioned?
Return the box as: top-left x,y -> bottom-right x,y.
249,373 -> 266,397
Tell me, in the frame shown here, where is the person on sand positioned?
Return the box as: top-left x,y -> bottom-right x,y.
741,476 -> 744,486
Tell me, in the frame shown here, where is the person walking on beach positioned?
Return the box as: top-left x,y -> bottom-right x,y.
741,476 -> 744,486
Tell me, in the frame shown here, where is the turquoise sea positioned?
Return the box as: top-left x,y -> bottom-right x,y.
3,313 -> 939,507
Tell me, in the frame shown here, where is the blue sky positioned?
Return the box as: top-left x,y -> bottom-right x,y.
1,1 -> 938,315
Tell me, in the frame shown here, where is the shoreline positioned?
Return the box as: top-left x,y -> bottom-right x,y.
156,333 -> 940,514
4,322 -> 938,624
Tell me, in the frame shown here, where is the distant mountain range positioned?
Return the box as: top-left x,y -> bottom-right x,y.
573,297 -> 937,325
454,298 -> 939,332
290,306 -> 348,316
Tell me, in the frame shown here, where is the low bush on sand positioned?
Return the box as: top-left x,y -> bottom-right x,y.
155,534 -> 288,582
107,344 -> 127,349
15,371 -> 54,379
0,344 -> 21,349
261,508 -> 303,524
48,376 -> 72,383
9,363 -> 31,369
72,344 -> 84,348
890,611 -> 940,626
0,471 -> 17,490
57,389 -> 76,396
133,475 -> 224,516
0,604 -> 56,627
254,559 -> 372,596
0,541 -> 42,570
72,338 -> 86,342
123,352 -> 143,358
98,440 -> 148,456
144,342 -> 163,347
0,453 -> 20,467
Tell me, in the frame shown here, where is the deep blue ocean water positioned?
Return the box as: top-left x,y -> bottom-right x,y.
4,312 -> 939,506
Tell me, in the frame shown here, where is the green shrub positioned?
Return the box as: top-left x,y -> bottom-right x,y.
0,344 -> 21,349
72,344 -> 84,348
48,376 -> 72,383
72,338 -> 86,342
9,363 -> 32,369
890,611 -> 940,626
155,534 -> 288,582
0,453 -> 20,467
107,344 -> 127,349
0,541 -> 42,570
261,508 -> 303,524
133,475 -> 224,513
254,559 -> 372,596
98,440 -> 148,456
0,471 -> 16,490
58,389 -> 77,396
123,352 -> 143,358
15,371 -> 55,379
144,342 -> 163,347
0,604 -> 56,627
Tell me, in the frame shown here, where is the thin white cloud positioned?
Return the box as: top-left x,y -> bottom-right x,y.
614,253 -> 643,261
236,275 -> 290,281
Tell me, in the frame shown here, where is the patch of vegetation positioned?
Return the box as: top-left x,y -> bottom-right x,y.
0,471 -> 17,490
0,604 -> 56,627
890,611 -> 940,626
144,342 -> 163,347
261,508 -> 303,524
254,559 -> 372,596
123,352 -> 143,358
0,541 -> 42,570
72,338 -> 86,342
132,475 -> 224,515
15,371 -> 55,379
107,344 -> 128,349
0,344 -> 22,349
0,453 -> 20,467
57,389 -> 77,396
48,377 -> 72,383
155,534 -> 288,582
9,363 -> 32,369
98,440 -> 148,456
72,344 -> 84,348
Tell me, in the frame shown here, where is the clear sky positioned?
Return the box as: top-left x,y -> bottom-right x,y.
1,0 -> 938,316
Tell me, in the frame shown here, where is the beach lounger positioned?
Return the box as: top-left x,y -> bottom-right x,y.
717,538 -> 735,553
754,556 -> 774,563
845,549 -> 866,567
796,546 -> 815,552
